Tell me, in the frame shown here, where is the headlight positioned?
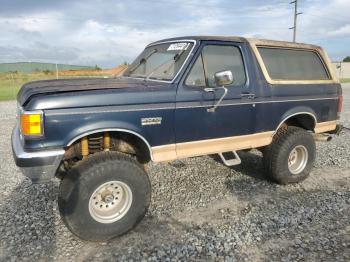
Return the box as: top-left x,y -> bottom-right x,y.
20,110 -> 44,137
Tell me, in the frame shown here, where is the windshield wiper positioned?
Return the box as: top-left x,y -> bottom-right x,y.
128,48 -> 157,74
145,49 -> 187,81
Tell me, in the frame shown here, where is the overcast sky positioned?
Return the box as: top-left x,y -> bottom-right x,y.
0,0 -> 349,68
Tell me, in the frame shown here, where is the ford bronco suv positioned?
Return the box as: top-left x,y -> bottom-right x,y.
12,36 -> 342,241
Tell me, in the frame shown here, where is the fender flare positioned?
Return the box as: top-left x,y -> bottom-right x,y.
65,126 -> 154,161
274,107 -> 317,134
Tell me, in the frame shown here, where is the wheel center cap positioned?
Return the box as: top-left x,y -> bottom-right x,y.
103,194 -> 114,204
291,155 -> 296,162
289,151 -> 297,165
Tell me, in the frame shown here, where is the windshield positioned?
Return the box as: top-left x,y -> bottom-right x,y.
123,42 -> 194,81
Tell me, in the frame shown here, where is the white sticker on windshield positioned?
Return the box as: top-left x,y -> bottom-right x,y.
167,43 -> 190,51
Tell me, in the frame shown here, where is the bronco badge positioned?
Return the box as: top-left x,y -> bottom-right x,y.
141,117 -> 162,126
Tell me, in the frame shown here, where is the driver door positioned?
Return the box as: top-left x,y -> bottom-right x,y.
175,41 -> 255,158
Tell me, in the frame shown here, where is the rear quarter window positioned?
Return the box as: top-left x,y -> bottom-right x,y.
257,47 -> 330,80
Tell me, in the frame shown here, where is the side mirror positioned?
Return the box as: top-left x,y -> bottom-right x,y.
214,70 -> 234,87
204,70 -> 233,113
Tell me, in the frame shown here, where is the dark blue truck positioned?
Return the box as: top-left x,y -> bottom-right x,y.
12,36 -> 342,241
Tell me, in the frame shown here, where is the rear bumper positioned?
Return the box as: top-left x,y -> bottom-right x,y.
11,125 -> 65,183
327,124 -> 343,135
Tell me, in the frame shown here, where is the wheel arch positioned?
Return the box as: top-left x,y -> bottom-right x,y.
275,108 -> 317,134
66,128 -> 154,162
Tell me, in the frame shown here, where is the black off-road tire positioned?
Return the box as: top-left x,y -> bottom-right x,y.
58,151 -> 151,241
263,126 -> 316,184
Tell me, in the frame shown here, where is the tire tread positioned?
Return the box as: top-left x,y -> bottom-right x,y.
263,126 -> 316,184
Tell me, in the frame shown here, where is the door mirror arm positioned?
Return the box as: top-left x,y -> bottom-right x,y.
204,86 -> 228,112
204,70 -> 233,112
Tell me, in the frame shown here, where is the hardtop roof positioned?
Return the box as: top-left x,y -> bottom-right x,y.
148,35 -> 321,50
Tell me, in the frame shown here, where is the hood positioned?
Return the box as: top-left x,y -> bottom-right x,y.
17,77 -> 161,106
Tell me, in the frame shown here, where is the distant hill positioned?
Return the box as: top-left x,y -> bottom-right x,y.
0,62 -> 95,73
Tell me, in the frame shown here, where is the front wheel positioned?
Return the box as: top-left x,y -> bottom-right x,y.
58,152 -> 151,241
263,126 -> 316,184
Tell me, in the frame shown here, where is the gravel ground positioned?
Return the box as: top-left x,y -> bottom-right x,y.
0,85 -> 349,261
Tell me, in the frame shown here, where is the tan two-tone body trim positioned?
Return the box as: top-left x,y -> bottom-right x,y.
151,120 -> 338,162
152,131 -> 274,162
314,120 -> 337,133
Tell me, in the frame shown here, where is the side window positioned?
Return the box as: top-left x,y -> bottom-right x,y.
185,45 -> 246,87
257,47 -> 330,80
202,45 -> 246,87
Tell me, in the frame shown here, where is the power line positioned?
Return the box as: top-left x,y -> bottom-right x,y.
289,0 -> 302,42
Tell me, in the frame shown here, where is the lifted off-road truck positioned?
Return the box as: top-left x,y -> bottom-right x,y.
12,36 -> 342,241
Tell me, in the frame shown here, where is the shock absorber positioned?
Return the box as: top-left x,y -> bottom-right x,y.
81,136 -> 89,158
80,132 -> 111,158
104,132 -> 110,151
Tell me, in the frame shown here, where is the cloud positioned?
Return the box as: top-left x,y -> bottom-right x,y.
0,0 -> 349,67
0,44 -> 80,63
328,24 -> 350,36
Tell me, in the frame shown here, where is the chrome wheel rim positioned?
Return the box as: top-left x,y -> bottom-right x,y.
288,145 -> 308,175
88,181 -> 132,224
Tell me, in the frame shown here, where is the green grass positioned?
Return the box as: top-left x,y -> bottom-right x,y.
340,78 -> 350,83
0,72 -> 50,101
0,72 -> 111,101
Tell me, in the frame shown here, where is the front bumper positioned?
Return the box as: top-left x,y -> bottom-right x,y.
11,125 -> 65,183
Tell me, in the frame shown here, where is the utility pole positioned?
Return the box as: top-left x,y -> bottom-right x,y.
289,0 -> 302,42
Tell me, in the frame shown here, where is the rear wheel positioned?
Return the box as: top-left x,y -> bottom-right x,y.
263,126 -> 316,184
58,151 -> 151,241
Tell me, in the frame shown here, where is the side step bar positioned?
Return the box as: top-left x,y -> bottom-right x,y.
219,151 -> 241,167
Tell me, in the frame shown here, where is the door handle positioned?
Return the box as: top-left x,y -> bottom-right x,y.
204,87 -> 216,92
240,93 -> 255,99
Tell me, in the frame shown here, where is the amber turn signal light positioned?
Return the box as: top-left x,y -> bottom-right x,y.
20,111 -> 43,137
